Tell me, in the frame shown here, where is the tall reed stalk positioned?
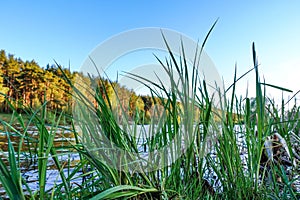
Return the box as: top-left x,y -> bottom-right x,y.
0,22 -> 299,199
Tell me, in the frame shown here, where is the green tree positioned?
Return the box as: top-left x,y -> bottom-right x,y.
0,50 -> 9,103
19,60 -> 44,108
1,53 -> 22,112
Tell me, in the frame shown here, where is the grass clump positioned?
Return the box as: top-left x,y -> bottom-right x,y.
0,22 -> 299,199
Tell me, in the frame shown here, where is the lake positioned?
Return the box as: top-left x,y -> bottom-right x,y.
0,124 -> 299,197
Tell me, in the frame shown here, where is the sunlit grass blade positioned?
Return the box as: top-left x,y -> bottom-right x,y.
0,134 -> 25,200
90,185 -> 158,200
260,82 -> 293,93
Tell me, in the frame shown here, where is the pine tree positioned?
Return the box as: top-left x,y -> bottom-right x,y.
0,50 -> 9,103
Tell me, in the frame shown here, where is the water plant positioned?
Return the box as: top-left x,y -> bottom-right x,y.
0,22 -> 299,199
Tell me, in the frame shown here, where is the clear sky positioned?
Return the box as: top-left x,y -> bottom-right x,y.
1,1 -> 299,103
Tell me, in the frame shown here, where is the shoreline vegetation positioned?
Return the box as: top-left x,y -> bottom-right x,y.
0,48 -> 190,126
0,49 -> 240,127
0,27 -> 300,199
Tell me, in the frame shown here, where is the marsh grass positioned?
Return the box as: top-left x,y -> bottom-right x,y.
0,24 -> 299,199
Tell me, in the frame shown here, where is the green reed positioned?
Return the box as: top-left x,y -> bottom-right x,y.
0,22 -> 299,199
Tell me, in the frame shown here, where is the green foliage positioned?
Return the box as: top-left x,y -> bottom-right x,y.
0,23 -> 300,200
0,52 -> 9,103
0,51 -> 75,114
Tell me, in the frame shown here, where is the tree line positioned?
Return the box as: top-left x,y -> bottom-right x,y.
0,49 -> 165,123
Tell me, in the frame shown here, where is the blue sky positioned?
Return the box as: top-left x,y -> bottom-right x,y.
1,1 -> 299,101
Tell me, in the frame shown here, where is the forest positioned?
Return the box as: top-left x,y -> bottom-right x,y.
0,49 -> 172,124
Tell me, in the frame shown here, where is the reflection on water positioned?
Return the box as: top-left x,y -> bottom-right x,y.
0,126 -> 82,197
0,125 -> 299,197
